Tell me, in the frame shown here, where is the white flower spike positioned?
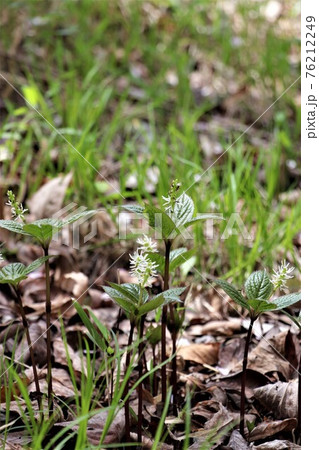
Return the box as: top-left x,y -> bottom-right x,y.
6,190 -> 28,222
136,235 -> 158,253
271,259 -> 295,292
129,250 -> 158,287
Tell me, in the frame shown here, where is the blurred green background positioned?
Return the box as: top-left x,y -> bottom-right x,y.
0,0 -> 301,282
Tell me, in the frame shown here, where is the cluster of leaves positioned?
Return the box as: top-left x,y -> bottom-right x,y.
215,270 -> 301,320
103,283 -> 185,322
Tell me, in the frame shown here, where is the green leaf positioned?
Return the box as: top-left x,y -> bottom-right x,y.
23,219 -> 64,247
146,249 -> 195,275
245,271 -> 273,301
183,213 -> 224,228
169,248 -> 195,272
247,299 -> 277,314
24,256 -> 51,275
0,212 -> 96,247
146,252 -> 165,274
267,292 -> 301,311
106,282 -> 147,304
161,287 -> 185,302
0,220 -> 27,235
0,263 -> 27,286
146,325 -> 161,346
137,287 -> 185,317
0,256 -> 50,287
73,303 -> 107,350
137,294 -> 166,316
144,204 -> 176,239
122,205 -> 145,215
103,286 -> 137,315
214,279 -> 248,309
172,193 -> 194,228
63,210 -> 96,225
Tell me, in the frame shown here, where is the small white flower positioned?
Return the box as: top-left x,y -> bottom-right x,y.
129,250 -> 158,287
136,235 -> 158,253
6,190 -> 28,222
271,260 -> 295,292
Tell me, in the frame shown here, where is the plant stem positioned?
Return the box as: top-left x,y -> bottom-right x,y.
14,286 -> 42,411
240,317 -> 254,437
137,315 -> 145,446
170,325 -> 178,415
296,334 -> 301,443
43,246 -> 53,414
152,345 -> 157,396
161,239 -> 171,403
124,322 -> 134,443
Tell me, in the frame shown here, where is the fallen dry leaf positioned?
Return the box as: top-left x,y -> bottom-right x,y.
53,337 -> 87,377
177,343 -> 220,366
58,271 -> 88,299
15,322 -> 47,366
251,439 -> 301,449
27,172 -> 72,219
228,429 -> 249,449
57,408 -> 125,445
249,418 -> 297,442
253,380 -> 298,419
233,331 -> 293,380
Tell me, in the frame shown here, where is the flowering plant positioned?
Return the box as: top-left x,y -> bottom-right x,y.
215,265 -> 301,436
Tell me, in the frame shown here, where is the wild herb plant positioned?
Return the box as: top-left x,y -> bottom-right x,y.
124,180 -> 220,409
0,256 -> 50,411
0,190 -> 94,413
103,236 -> 184,443
215,264 -> 301,436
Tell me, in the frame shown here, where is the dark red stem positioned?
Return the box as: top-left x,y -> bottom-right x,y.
14,286 -> 42,411
43,246 -> 53,415
137,316 -> 145,445
124,322 -> 134,444
161,240 -> 171,403
240,317 -> 254,436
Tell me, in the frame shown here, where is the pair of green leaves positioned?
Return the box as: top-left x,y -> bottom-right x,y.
103,282 -> 185,321
0,211 -> 95,248
0,256 -> 50,288
124,192 -> 221,241
215,270 -> 301,318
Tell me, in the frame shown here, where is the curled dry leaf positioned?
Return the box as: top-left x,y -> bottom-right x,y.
177,343 -> 220,366
253,380 -> 298,419
249,418 -> 297,442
